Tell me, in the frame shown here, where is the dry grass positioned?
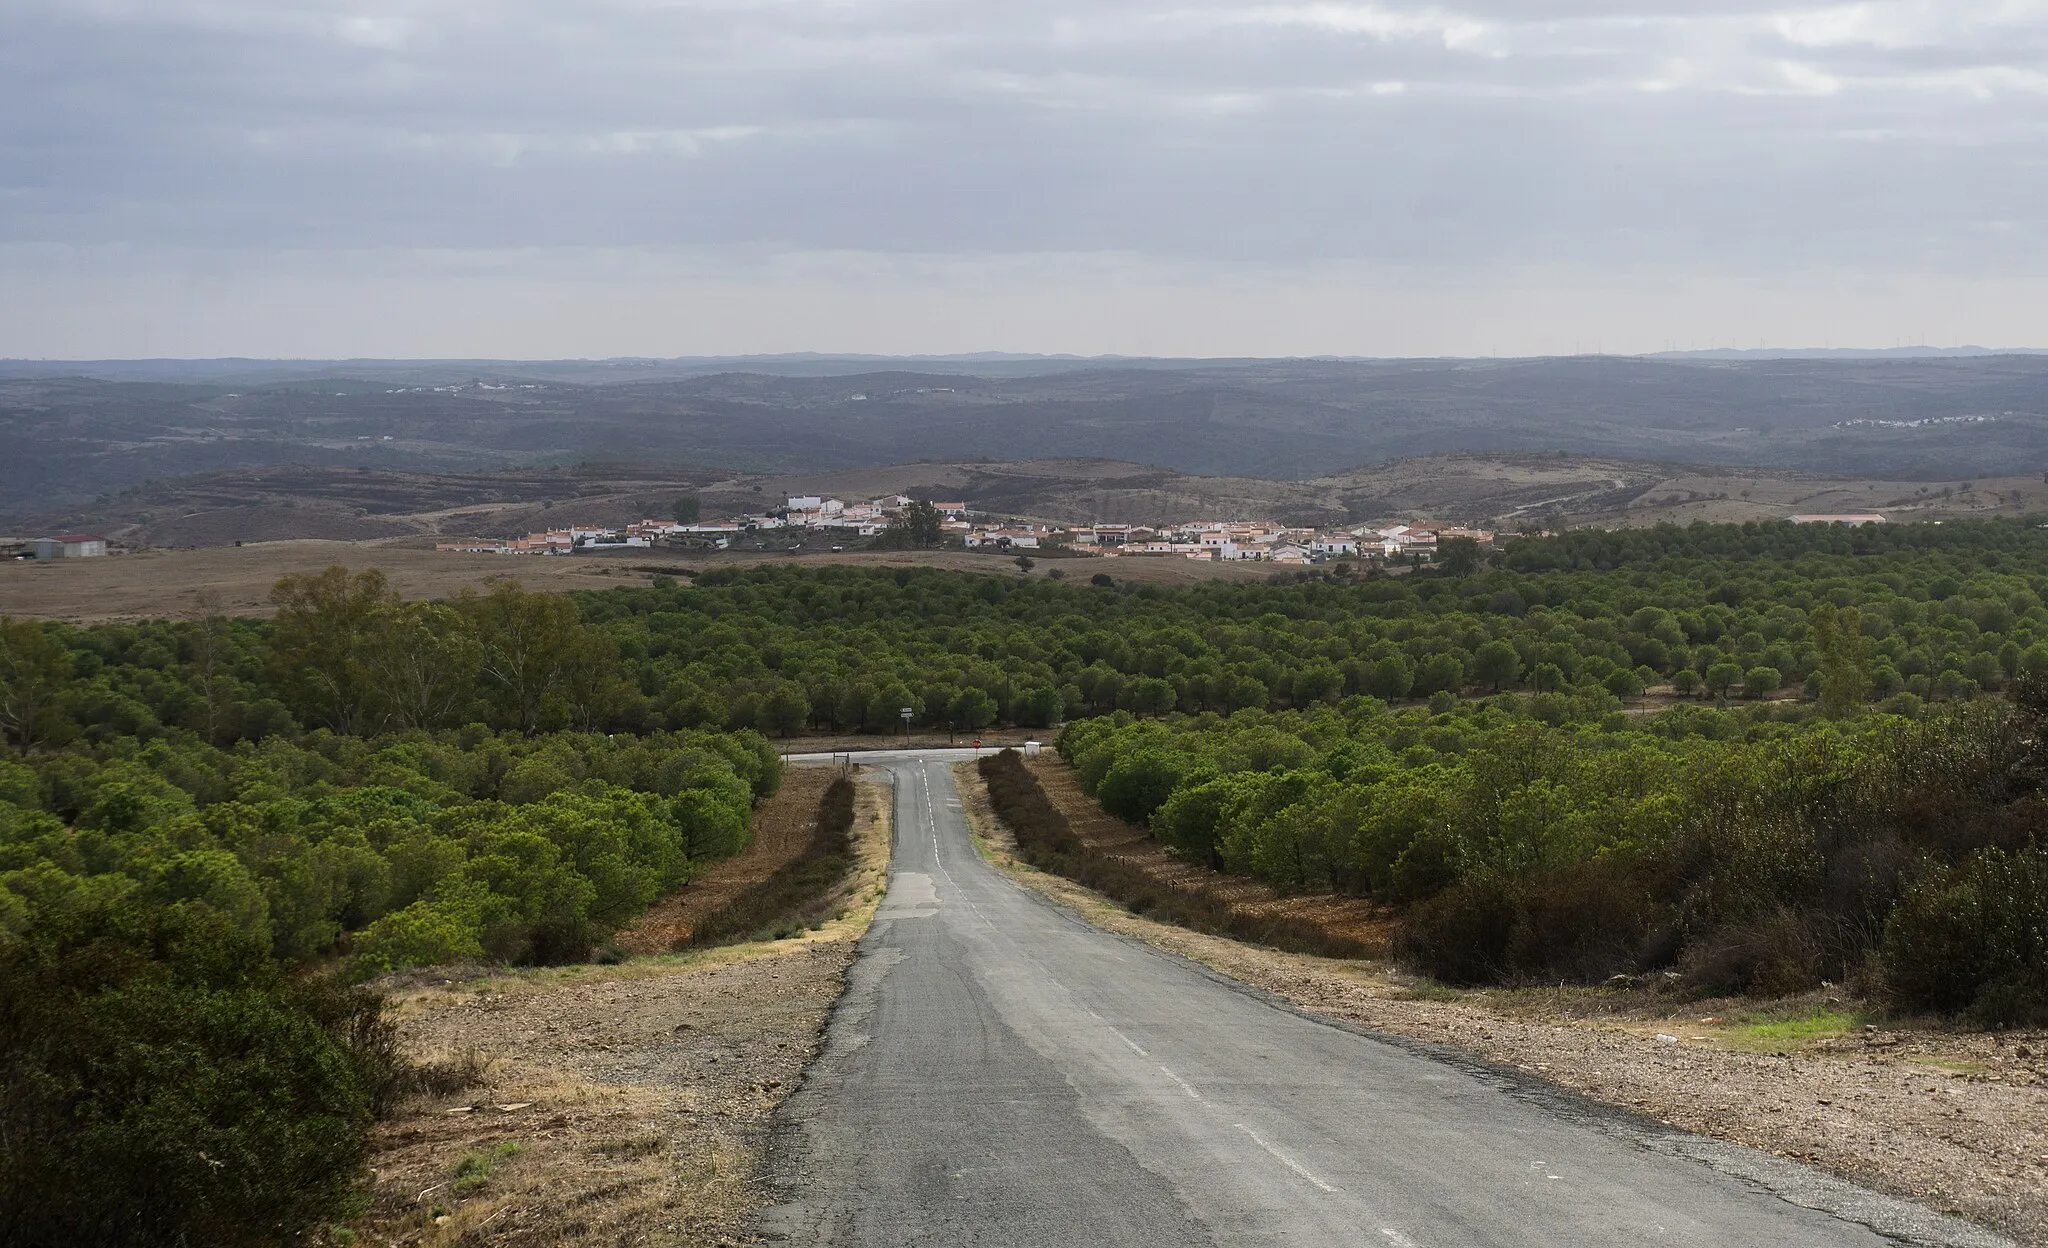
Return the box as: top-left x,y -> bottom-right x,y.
0,536 -> 1268,624
0,541 -> 678,623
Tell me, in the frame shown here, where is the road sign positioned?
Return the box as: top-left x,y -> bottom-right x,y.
899,707 -> 913,720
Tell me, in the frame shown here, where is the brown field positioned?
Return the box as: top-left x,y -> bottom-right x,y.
0,537 -> 1265,624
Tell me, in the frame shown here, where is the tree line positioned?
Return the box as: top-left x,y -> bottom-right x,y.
15,520 -> 2048,761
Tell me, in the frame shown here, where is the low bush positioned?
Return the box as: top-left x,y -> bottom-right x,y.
0,903 -> 400,1248
1881,842 -> 2048,1026
1397,861 -> 1671,986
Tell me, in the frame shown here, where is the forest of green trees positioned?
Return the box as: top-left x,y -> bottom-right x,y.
7,517 -> 2048,1242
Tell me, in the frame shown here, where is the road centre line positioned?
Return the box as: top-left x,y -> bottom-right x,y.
1233,1123 -> 1339,1194
913,762 -> 997,932
1160,1066 -> 1202,1101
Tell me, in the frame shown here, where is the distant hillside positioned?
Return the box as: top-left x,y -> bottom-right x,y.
4,355 -> 2047,515
21,454 -> 2048,550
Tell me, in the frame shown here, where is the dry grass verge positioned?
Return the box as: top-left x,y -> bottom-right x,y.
347,771 -> 892,1247
956,760 -> 2048,1247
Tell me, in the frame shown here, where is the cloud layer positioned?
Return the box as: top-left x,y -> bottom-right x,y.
5,1 -> 2047,355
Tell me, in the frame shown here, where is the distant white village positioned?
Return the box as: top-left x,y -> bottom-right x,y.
436,494 -> 1511,564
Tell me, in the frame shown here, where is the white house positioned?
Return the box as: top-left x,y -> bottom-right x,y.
787,496 -> 823,512
1309,535 -> 1359,557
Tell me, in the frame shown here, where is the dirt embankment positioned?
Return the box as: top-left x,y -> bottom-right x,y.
967,758 -> 2048,1247
612,768 -> 839,955
1022,755 -> 1393,954
350,769 -> 892,1247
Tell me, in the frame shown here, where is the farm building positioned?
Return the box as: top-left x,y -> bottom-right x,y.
31,533 -> 108,559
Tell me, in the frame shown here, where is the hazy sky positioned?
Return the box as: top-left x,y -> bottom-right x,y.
5,0 -> 2047,357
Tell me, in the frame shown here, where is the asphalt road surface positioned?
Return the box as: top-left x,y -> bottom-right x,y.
759,751 -> 2007,1247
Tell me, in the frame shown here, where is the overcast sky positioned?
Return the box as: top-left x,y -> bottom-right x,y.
5,0 -> 2047,357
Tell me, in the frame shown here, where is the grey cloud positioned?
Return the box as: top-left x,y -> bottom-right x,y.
4,0 -> 2048,353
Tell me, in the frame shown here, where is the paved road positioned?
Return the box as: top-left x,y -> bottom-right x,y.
759,752 -> 2006,1247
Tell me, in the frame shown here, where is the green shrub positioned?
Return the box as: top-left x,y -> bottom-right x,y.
0,904 -> 397,1248
1881,843 -> 2048,1025
1397,861 -> 1667,986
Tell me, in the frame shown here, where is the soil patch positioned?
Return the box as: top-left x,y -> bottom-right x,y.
957,764 -> 2048,1247
0,540 -> 679,623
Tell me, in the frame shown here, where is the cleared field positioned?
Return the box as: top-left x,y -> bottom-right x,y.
0,537 -> 1264,623
0,541 -> 664,622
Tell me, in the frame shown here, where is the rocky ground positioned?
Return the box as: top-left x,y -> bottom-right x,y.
961,759 -> 2048,1247
347,769 -> 892,1248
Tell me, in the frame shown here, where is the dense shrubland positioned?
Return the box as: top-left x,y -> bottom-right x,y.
0,724 -> 780,1245
1056,693 -> 2048,1025
11,520 -> 2048,754
0,576 -> 781,1246
592,518 -> 2048,732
